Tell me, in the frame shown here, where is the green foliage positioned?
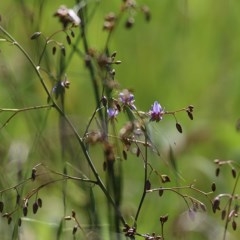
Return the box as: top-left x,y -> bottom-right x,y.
1,1 -> 240,240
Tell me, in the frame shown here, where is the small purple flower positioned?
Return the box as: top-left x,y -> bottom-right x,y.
119,89 -> 136,110
107,108 -> 119,119
149,101 -> 164,122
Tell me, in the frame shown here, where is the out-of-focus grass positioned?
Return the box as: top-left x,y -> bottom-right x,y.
1,1 -> 240,239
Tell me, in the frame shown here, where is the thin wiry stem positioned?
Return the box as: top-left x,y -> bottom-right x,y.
0,24 -> 126,226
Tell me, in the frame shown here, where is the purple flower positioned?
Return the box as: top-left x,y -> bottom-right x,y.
149,101 -> 164,122
107,108 -> 119,119
119,89 -> 136,110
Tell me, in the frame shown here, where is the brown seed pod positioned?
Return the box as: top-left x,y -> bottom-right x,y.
0,201 -> 4,212
52,46 -> 57,55
37,198 -> 42,208
72,225 -> 78,235
231,168 -> 236,178
211,182 -> 216,192
66,35 -> 71,45
123,150 -> 127,160
221,210 -> 226,220
212,197 -> 220,213
232,220 -> 237,231
187,110 -> 194,120
145,180 -> 151,191
23,206 -> 28,217
176,122 -> 183,133
158,188 -> 164,197
33,202 -> 38,214
160,215 -> 168,224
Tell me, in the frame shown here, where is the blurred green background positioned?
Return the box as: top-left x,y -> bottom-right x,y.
1,0 -> 240,239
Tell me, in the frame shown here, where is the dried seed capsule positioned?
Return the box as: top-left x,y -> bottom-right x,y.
187,110 -> 193,120
145,180 -> 151,191
221,210 -> 226,220
16,194 -> 21,205
0,201 -> 4,212
70,30 -> 75,38
72,225 -> 78,235
23,206 -> 28,217
30,32 -> 41,40
159,215 -> 168,224
66,35 -> 71,45
52,46 -> 57,55
232,220 -> 237,231
176,123 -> 182,133
211,182 -> 216,192
212,197 -> 220,213
215,167 -> 220,177
158,188 -> 164,197
72,210 -> 76,218
37,198 -> 42,208
231,168 -> 236,178
33,202 -> 38,214
31,168 -> 37,181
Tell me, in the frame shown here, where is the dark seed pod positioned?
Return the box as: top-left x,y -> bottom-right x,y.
159,188 -> 164,197
145,180 -> 151,191
125,17 -> 135,29
52,46 -> 57,55
216,167 -> 220,177
23,206 -> 28,217
72,225 -> 78,235
136,147 -> 140,157
66,35 -> 71,45
160,215 -> 168,224
211,182 -> 216,192
30,32 -> 41,40
37,198 -> 42,208
232,220 -> 237,231
72,210 -> 76,218
0,201 -> 4,212
221,210 -> 226,220
176,123 -> 183,133
231,168 -> 236,178
33,202 -> 38,214
187,110 -> 193,120
31,168 -> 37,181
18,218 -> 22,227
188,105 -> 194,112
16,194 -> 21,205
8,216 -> 12,225
70,30 -> 75,38
161,174 -> 171,183
212,197 -> 220,213
123,150 -> 127,160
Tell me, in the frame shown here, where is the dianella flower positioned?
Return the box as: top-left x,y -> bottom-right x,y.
149,101 -> 164,122
107,107 -> 119,119
119,89 -> 136,110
